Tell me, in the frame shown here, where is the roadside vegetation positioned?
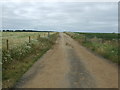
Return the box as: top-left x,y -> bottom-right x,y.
66,32 -> 119,64
2,32 -> 59,88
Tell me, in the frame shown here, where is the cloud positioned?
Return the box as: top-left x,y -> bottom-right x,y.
1,2 -> 118,33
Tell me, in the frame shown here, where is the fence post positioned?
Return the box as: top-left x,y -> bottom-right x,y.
29,36 -> 31,43
6,39 -> 9,50
48,32 -> 50,37
38,35 -> 40,39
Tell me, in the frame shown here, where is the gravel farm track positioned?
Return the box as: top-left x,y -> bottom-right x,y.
15,33 -> 118,88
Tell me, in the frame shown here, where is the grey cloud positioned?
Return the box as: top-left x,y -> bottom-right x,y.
1,2 -> 118,33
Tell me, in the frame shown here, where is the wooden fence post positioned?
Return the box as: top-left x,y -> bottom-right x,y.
48,32 -> 50,37
38,35 -> 40,39
29,36 -> 31,43
6,39 -> 9,50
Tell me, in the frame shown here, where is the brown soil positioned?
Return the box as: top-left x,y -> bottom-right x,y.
15,33 -> 118,88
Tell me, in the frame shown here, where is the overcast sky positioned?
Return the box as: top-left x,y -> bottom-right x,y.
1,2 -> 118,33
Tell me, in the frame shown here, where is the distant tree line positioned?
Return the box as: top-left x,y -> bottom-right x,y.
2,30 -> 53,32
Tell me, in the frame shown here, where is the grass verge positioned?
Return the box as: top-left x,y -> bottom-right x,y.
2,32 -> 59,88
65,32 -> 119,64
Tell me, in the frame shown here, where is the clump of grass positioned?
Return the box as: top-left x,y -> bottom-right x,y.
83,42 -> 118,63
2,32 -> 59,88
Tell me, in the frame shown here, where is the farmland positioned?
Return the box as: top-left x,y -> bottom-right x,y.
66,32 -> 119,64
2,32 -> 53,50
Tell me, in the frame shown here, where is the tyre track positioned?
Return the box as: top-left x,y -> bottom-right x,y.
15,33 -> 118,88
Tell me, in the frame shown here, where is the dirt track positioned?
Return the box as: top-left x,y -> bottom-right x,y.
16,33 -> 118,88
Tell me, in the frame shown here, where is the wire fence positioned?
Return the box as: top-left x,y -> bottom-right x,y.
2,32 -> 52,50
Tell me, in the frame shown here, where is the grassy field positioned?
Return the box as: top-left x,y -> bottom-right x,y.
66,32 -> 119,64
2,32 -> 54,50
2,32 -> 58,88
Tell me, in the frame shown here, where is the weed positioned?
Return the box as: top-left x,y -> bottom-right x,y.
2,32 -> 59,88
66,32 -> 119,64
